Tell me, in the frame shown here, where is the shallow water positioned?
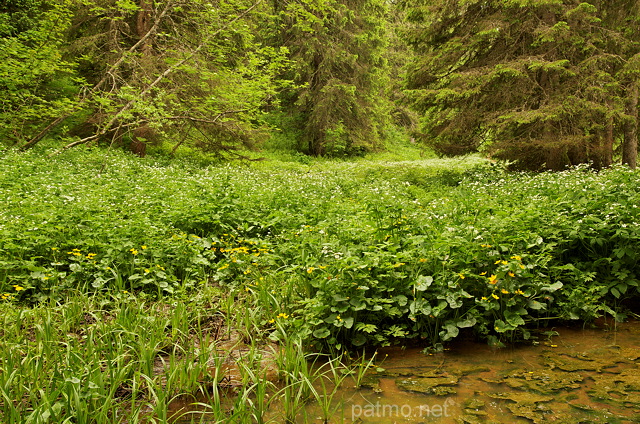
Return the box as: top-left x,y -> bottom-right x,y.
171,320 -> 640,423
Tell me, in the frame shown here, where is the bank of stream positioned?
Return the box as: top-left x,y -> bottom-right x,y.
169,319 -> 640,423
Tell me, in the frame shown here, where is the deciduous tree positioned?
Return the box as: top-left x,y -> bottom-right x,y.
0,0 -> 76,146
11,0 -> 291,158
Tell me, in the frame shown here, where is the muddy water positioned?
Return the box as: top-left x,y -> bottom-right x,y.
306,321 -> 640,424
172,320 -> 640,423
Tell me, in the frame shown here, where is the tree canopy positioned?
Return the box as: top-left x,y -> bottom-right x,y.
0,0 -> 638,166
404,0 -> 640,170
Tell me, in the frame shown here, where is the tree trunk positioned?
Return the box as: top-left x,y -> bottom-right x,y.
623,81 -> 638,169
137,0 -> 153,56
130,0 -> 154,156
603,112 -> 614,168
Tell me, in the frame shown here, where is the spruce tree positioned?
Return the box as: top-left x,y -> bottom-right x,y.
404,0 -> 640,170
272,0 -> 390,156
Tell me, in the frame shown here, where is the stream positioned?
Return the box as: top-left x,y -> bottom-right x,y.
170,319 -> 640,423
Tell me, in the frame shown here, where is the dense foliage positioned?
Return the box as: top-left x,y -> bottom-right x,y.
1,1 -> 638,165
2,150 -> 638,351
271,0 -> 390,156
404,0 -> 640,170
1,0 -> 396,158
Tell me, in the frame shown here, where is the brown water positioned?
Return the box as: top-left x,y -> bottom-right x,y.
171,320 -> 640,423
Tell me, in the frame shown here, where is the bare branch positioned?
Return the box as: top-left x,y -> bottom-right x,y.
21,1 -> 175,151
50,0 -> 264,155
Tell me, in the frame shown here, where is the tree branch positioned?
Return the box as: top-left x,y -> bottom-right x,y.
49,0 -> 264,156
20,1 -> 175,151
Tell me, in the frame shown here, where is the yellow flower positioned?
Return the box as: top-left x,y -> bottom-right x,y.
508,271 -> 515,277
501,289 -> 509,294
277,312 -> 289,319
12,285 -> 24,291
458,273 -> 465,279
336,315 -> 342,321
488,275 -> 498,285
491,293 -> 499,300
480,271 -> 487,276
515,289 -> 525,295
218,263 -> 229,271
481,296 -> 488,301
307,267 -> 315,273
519,264 -> 526,269
144,269 -> 150,274
268,319 -> 275,324
511,255 -> 522,261
130,248 -> 138,255
141,245 -> 147,250
419,258 -> 427,263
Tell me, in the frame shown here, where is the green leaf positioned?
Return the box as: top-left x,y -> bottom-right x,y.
528,300 -> 546,310
394,295 -> 408,306
409,299 -> 431,315
494,319 -> 515,333
446,293 -> 463,308
350,298 -> 367,310
542,282 -> 563,292
313,327 -> 331,338
415,275 -> 433,291
343,317 -> 354,329
439,322 -> 459,341
504,310 -> 525,327
456,316 -> 477,328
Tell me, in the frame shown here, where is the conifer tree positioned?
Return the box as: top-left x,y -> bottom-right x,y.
405,0 -> 640,170
272,0 -> 390,156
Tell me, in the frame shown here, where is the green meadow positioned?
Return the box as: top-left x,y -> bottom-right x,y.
1,148 -> 639,422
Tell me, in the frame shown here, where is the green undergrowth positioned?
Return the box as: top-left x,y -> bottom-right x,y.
1,148 -> 639,352
0,287 -> 375,423
2,147 -> 640,422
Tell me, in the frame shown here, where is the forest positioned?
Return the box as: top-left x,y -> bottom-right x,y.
2,0 -> 639,168
2,1 -> 640,423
